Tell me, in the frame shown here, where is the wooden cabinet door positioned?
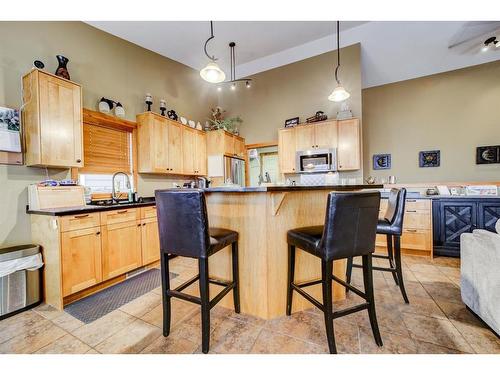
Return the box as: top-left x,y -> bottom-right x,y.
61,227 -> 102,296
223,132 -> 235,156
234,137 -> 246,158
167,121 -> 183,173
141,218 -> 160,265
182,127 -> 196,175
278,128 -> 297,174
196,132 -> 207,175
38,72 -> 83,167
101,221 -> 142,280
337,119 -> 360,170
314,121 -> 337,149
478,202 -> 500,232
294,125 -> 315,151
152,117 -> 169,172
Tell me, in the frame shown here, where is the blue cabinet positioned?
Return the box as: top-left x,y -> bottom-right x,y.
432,198 -> 500,257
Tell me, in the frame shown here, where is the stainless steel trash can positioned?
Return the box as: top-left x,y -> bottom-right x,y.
0,244 -> 43,320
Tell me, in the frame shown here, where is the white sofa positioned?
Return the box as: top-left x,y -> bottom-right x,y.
460,219 -> 500,335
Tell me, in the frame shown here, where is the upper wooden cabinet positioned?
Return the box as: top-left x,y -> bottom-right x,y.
137,112 -> 207,175
22,69 -> 83,168
277,119 -> 360,173
207,129 -> 246,159
278,128 -> 297,174
337,119 -> 361,171
182,127 -> 207,175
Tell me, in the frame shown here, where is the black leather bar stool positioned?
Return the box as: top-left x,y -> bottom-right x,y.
346,188 -> 409,303
286,191 -> 383,354
155,189 -> 240,354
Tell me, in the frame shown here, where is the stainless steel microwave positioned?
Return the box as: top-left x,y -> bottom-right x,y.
296,148 -> 337,173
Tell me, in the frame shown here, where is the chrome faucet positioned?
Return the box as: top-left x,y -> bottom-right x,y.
112,172 -> 131,202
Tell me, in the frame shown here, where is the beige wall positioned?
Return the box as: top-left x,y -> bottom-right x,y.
0,21 -> 217,246
363,60 -> 500,184
218,44 -> 363,180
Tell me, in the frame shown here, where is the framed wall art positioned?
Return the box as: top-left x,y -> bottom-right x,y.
284,117 -> 299,128
373,154 -> 391,170
476,145 -> 500,165
419,150 -> 440,168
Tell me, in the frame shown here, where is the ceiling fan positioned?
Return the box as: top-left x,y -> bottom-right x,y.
448,21 -> 500,54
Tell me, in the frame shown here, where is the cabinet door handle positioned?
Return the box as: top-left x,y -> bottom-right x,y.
142,223 -> 146,226
74,214 -> 89,219
406,210 -> 417,213
95,231 -> 101,235
406,229 -> 417,233
76,159 -> 81,163
137,223 -> 142,227
407,199 -> 417,202
117,210 -> 128,214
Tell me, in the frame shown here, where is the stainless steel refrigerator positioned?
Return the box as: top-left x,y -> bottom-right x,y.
224,156 -> 245,186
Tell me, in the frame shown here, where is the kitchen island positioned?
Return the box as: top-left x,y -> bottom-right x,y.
203,184 -> 383,319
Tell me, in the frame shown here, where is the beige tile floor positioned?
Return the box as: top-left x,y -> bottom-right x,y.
1,254 -> 499,354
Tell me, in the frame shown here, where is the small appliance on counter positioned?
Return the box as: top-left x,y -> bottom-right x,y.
28,184 -> 85,210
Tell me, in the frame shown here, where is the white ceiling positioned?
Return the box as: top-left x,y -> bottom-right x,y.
87,21 -> 500,88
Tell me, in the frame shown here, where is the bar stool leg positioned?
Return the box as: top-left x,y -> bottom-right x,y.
321,260 -> 337,354
199,258 -> 211,353
362,254 -> 383,347
394,236 -> 410,304
345,257 -> 353,293
286,244 -> 296,316
386,234 -> 399,286
232,242 -> 241,314
160,251 -> 171,337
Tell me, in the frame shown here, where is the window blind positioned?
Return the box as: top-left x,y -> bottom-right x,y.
80,123 -> 131,174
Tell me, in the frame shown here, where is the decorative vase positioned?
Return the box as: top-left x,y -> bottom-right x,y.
55,55 -> 70,80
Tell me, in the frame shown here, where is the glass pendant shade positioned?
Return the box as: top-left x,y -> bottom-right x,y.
328,84 -> 350,102
200,61 -> 226,83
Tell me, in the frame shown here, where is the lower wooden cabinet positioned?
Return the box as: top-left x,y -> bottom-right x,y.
141,217 -> 160,264
101,220 -> 143,280
61,227 -> 102,297
376,198 -> 433,257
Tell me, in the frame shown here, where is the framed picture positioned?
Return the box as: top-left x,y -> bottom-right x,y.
419,150 -> 440,168
0,106 -> 22,153
284,117 -> 299,128
476,145 -> 500,165
373,154 -> 391,170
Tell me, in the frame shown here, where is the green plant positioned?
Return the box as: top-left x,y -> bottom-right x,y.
208,116 -> 243,132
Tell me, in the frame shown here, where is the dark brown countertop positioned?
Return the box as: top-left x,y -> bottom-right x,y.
204,184 -> 384,193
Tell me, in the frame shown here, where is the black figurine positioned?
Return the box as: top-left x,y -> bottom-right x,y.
145,93 -> 153,112
167,109 -> 178,121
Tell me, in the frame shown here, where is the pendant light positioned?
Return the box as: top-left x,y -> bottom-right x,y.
217,42 -> 252,91
200,21 -> 226,83
328,21 -> 350,102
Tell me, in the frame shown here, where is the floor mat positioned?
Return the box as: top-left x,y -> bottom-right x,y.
64,268 -> 177,324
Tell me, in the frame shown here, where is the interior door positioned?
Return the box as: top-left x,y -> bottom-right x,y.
167,121 -> 183,173
101,220 -> 142,280
141,218 -> 160,265
278,128 -> 296,173
294,126 -> 315,151
61,227 -> 102,296
39,73 -> 82,167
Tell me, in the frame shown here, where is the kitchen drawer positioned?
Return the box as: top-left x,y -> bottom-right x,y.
100,208 -> 140,225
401,229 -> 432,251
59,212 -> 100,232
141,205 -> 157,219
404,211 -> 431,230
405,199 -> 431,211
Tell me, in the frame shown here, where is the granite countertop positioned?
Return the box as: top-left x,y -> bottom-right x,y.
204,184 -> 384,193
27,198 -> 156,216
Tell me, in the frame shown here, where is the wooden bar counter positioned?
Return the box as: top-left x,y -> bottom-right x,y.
204,184 -> 382,319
